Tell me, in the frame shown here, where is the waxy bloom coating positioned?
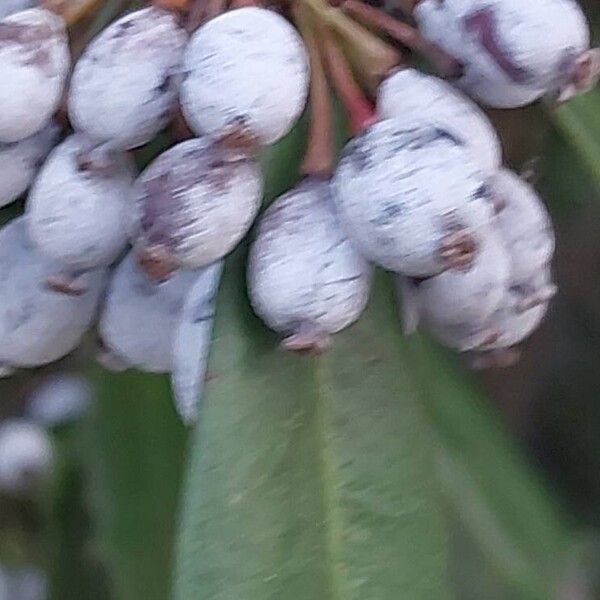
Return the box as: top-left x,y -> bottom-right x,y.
333,119 -> 493,277
492,168 -> 555,286
99,250 -> 220,373
417,228 -> 510,326
133,137 -> 262,274
415,0 -> 593,107
181,7 -> 309,146
0,8 -> 69,142
0,121 -> 59,208
27,134 -> 135,271
378,68 -> 502,176
248,179 -> 372,345
69,7 -> 188,150
0,218 -> 107,370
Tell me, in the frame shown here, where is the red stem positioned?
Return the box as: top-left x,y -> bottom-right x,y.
340,0 -> 463,78
320,25 -> 377,136
294,5 -> 334,176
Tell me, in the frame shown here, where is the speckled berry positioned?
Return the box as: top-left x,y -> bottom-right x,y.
0,121 -> 59,208
491,168 -> 555,287
99,249 -> 221,375
0,218 -> 107,372
69,7 -> 187,150
415,0 -> 598,107
0,8 -> 69,142
378,68 -> 502,177
132,137 -> 262,280
181,7 -> 309,147
333,119 -> 494,277
415,227 -> 510,326
26,134 -> 135,286
248,179 -> 372,352
0,419 -> 52,495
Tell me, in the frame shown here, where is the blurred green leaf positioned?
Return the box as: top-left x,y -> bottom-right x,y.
406,337 -> 574,599
174,125 -> 448,599
44,426 -> 112,600
551,91 -> 600,191
84,371 -> 188,600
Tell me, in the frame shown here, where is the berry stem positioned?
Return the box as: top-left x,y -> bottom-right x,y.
229,0 -> 260,8
152,0 -> 191,11
320,23 -> 377,136
42,0 -> 103,27
303,0 -> 400,94
339,0 -> 463,78
293,3 -> 334,177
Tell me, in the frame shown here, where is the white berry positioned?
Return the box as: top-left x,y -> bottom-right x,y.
69,7 -> 188,150
132,137 -> 262,280
26,373 -> 92,427
248,179 -> 372,351
415,0 -> 595,107
0,218 -> 107,371
378,68 -> 502,177
416,227 -> 510,326
99,250 -> 220,374
26,134 -> 135,273
0,8 -> 69,142
0,0 -> 35,20
333,119 -> 493,277
181,7 -> 309,146
0,419 -> 52,495
0,120 -> 59,208
491,168 -> 555,288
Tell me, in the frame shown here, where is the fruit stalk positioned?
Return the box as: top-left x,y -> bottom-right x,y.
293,3 -> 334,177
339,0 -> 463,78
320,21 -> 377,136
304,0 -> 400,93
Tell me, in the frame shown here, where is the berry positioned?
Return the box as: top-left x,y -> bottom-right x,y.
98,249 -> 221,375
132,137 -> 262,280
415,228 -> 510,327
492,168 -> 555,287
0,120 -> 59,208
26,373 -> 92,427
0,419 -> 52,495
0,218 -> 107,372
0,8 -> 69,142
415,0 -> 599,107
69,7 -> 188,151
333,119 -> 493,277
172,260 -> 223,424
0,0 -> 35,20
181,7 -> 309,147
378,68 -> 502,177
26,134 -> 135,291
248,178 -> 372,352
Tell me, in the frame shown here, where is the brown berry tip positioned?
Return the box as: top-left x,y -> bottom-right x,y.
281,325 -> 332,354
137,245 -> 178,282
439,229 -> 478,271
470,347 -> 521,370
45,274 -> 87,296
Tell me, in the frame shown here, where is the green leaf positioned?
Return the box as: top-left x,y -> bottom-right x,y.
43,425 -> 112,600
84,370 -> 188,600
174,128 -> 448,599
406,337 -> 574,599
550,90 -> 600,191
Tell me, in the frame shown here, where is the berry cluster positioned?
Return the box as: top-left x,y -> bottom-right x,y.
0,0 -> 596,421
